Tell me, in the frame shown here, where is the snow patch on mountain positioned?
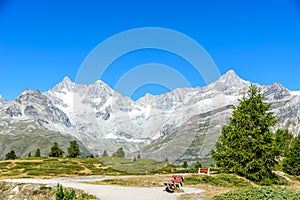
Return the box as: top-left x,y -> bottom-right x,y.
290,90 -> 300,96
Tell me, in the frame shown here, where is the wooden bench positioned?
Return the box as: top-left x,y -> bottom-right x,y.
164,175 -> 184,193
197,167 -> 210,175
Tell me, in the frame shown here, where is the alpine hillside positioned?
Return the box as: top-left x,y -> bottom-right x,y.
0,70 -> 299,165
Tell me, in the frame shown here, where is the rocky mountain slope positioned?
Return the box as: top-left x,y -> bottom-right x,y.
0,70 -> 299,163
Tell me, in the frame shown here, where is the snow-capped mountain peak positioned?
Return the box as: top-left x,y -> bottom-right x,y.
264,82 -> 291,100
207,69 -> 250,95
216,69 -> 247,84
89,79 -> 114,94
51,76 -> 76,93
19,88 -> 41,96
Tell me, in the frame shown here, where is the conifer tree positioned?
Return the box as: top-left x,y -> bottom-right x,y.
86,154 -> 94,158
194,161 -> 202,170
182,161 -> 188,168
102,150 -> 108,157
112,147 -> 125,158
211,85 -> 283,183
5,150 -> 17,160
283,134 -> 300,176
34,148 -> 41,157
275,129 -> 293,157
67,140 -> 81,158
49,142 -> 64,157
164,157 -> 169,163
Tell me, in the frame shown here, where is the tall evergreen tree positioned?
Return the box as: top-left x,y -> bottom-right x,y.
5,150 -> 17,160
182,161 -> 188,168
67,140 -> 81,158
194,161 -> 202,170
137,152 -> 141,159
86,154 -> 94,158
283,134 -> 300,176
112,147 -> 125,158
164,157 -> 169,163
133,156 -> 137,162
49,142 -> 64,157
211,85 -> 282,183
34,148 -> 41,157
275,129 -> 293,157
102,150 -> 109,157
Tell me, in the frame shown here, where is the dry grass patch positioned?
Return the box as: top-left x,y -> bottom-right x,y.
178,184 -> 232,200
0,157 -> 122,179
86,174 -> 171,187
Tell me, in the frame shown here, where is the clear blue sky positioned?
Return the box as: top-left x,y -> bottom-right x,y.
1,0 -> 300,100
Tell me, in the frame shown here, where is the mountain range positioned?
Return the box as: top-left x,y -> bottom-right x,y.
0,70 -> 299,165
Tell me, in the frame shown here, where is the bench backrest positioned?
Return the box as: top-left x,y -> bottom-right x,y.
198,167 -> 210,175
172,175 -> 184,179
199,168 -> 209,172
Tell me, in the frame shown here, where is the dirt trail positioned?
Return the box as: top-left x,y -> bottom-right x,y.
2,176 -> 204,200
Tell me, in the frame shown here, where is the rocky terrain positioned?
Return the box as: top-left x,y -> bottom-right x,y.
0,70 -> 299,164
0,182 -> 54,200
0,181 -> 98,200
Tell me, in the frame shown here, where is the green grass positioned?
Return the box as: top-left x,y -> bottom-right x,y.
0,157 -> 124,178
0,162 -> 11,169
184,174 -> 251,188
212,186 -> 300,200
0,156 -> 175,178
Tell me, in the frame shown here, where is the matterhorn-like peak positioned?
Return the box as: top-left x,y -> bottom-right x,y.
61,76 -> 73,83
52,76 -> 76,92
215,69 -> 250,85
218,69 -> 241,81
207,70 -> 250,95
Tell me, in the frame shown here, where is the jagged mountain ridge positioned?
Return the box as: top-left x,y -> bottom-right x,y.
0,70 -> 299,163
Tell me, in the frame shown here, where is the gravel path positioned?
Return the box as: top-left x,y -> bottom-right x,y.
2,176 -> 204,200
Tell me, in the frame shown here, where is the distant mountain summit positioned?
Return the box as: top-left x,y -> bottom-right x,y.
264,82 -> 291,100
0,70 -> 300,164
208,70 -> 250,95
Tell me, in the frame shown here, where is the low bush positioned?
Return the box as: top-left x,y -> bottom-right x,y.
55,183 -> 76,200
184,174 -> 251,187
212,186 -> 300,200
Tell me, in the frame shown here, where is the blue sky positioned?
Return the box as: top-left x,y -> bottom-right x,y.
1,0 -> 300,100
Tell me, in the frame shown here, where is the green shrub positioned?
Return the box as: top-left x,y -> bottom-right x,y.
55,183 -> 76,200
212,186 -> 300,200
39,184 -> 52,190
77,193 -> 97,200
184,174 -> 251,187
